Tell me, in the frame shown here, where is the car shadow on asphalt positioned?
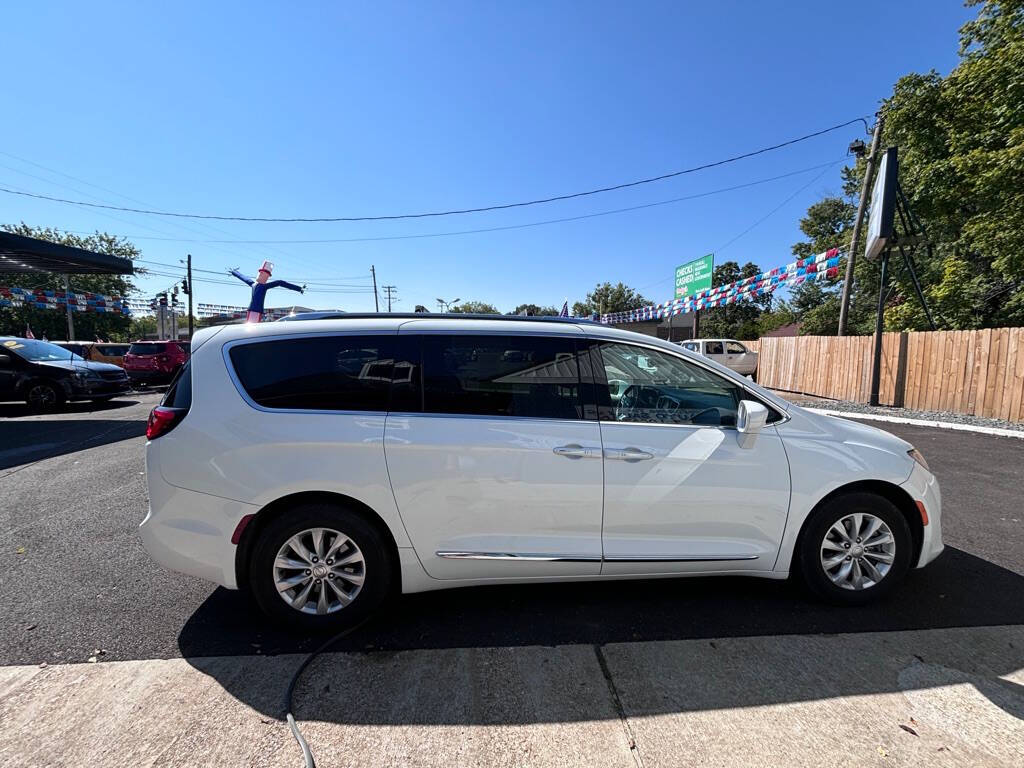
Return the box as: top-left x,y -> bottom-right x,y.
0,408 -> 147,470
178,546 -> 1024,724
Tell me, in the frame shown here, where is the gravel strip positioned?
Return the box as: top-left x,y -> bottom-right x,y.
770,391 -> 1024,433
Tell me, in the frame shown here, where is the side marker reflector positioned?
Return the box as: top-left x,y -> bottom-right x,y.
915,500 -> 929,526
231,514 -> 255,545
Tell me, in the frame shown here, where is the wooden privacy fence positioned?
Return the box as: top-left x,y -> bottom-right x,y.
755,328 -> 1024,422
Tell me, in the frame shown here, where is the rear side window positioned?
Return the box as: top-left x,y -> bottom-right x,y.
421,334 -> 584,419
162,361 -> 192,409
229,335 -> 399,411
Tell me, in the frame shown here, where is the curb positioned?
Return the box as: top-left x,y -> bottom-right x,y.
805,407 -> 1024,440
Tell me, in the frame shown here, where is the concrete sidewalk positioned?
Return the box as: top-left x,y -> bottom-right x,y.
2,626 -> 1022,767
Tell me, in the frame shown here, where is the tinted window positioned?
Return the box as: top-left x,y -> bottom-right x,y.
422,335 -> 584,419
97,344 -> 129,356
128,343 -> 163,356
229,335 -> 399,411
726,341 -> 746,354
162,361 -> 192,409
704,341 -> 724,355
595,342 -> 741,427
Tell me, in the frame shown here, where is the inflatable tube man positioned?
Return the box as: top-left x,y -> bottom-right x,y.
228,261 -> 304,322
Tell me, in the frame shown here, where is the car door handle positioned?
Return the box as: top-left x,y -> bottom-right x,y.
553,444 -> 600,459
605,447 -> 654,461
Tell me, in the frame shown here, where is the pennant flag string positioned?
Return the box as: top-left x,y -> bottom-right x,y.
0,286 -> 130,315
600,248 -> 844,324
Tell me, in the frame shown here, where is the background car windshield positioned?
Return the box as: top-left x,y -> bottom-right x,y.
3,339 -> 82,362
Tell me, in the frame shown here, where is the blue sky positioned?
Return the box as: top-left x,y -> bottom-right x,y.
1,1 -> 973,314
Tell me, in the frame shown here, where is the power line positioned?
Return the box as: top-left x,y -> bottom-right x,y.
636,161 -> 841,292
0,118 -> 868,223
40,160 -> 843,247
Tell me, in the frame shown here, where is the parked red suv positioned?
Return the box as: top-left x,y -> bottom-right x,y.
123,341 -> 191,387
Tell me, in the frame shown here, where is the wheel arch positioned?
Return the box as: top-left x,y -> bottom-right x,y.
234,490 -> 402,593
790,479 -> 923,573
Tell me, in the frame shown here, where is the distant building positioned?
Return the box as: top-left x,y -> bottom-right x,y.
761,322 -> 802,338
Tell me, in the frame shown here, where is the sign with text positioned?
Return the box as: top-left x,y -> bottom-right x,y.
674,254 -> 714,299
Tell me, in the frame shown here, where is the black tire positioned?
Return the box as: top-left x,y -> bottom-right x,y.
248,502 -> 394,631
797,492 -> 912,605
24,380 -> 66,412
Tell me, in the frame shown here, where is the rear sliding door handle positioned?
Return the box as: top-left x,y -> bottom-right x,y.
553,444 -> 600,459
605,447 -> 654,461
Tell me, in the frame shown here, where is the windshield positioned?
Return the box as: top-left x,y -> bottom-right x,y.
2,339 -> 83,362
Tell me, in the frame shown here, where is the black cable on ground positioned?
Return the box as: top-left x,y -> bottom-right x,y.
284,617 -> 374,768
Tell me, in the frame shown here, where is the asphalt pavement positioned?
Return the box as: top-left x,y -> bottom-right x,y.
1,395 -> 1022,666
2,395 -> 1023,767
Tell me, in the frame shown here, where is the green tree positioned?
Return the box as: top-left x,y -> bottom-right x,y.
509,303 -> 559,316
0,223 -> 140,340
699,261 -> 768,340
449,300 -> 500,314
572,282 -> 650,317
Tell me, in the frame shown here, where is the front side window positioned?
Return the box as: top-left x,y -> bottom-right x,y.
229,335 -> 400,411
726,341 -> 746,354
704,341 -> 724,355
595,342 -> 742,427
421,334 -> 584,419
681,342 -> 699,352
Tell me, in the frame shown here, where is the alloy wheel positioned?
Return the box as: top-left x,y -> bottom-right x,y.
273,527 -> 365,615
819,512 -> 896,591
28,384 -> 57,408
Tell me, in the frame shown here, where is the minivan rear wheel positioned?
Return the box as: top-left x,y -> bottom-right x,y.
249,503 -> 393,630
797,492 -> 912,605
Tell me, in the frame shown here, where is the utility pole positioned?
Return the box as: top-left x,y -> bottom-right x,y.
838,115 -> 885,336
186,253 -> 194,339
370,265 -> 379,312
63,274 -> 75,340
382,285 -> 398,312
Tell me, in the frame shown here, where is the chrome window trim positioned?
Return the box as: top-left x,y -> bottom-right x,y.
436,551 -> 759,562
386,411 -> 595,426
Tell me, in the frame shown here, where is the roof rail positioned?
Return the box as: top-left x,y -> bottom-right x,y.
286,312 -> 598,324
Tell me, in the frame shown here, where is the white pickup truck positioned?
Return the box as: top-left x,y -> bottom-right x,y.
678,338 -> 759,380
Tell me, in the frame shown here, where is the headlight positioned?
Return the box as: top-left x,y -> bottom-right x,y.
908,448 -> 929,471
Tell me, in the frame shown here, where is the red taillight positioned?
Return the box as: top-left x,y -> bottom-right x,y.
146,406 -> 186,440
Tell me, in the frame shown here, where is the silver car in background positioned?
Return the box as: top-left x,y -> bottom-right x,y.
679,339 -> 759,380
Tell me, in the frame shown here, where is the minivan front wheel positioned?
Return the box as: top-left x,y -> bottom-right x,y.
798,492 -> 912,605
249,503 -> 393,630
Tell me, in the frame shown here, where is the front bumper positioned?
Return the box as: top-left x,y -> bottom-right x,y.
900,461 -> 944,568
140,453 -> 259,589
68,378 -> 132,399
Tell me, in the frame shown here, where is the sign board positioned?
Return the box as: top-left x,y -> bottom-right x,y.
865,147 -> 898,261
675,254 -> 714,299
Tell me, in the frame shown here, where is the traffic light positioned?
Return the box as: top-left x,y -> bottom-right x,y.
158,292 -> 168,307
181,278 -> 190,295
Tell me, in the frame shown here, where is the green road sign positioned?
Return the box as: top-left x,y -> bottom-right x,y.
675,254 -> 714,299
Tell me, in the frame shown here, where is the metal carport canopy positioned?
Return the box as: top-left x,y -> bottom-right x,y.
0,231 -> 134,274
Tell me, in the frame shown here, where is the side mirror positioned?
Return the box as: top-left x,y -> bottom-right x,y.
736,400 -> 769,449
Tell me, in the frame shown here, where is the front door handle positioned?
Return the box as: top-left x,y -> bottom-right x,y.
553,444 -> 600,459
605,447 -> 654,461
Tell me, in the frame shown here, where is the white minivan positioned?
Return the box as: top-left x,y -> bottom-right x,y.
141,315 -> 942,630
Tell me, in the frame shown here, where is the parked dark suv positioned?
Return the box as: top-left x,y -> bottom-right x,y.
0,337 -> 131,410
123,341 -> 191,387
